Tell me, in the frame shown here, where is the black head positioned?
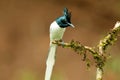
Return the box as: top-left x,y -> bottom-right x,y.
56,8 -> 74,28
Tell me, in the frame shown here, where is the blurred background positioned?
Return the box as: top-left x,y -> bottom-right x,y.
0,0 -> 120,80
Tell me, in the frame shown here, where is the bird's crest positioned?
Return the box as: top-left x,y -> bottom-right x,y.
63,8 -> 71,22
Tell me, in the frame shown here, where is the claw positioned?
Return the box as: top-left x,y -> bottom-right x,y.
59,39 -> 65,47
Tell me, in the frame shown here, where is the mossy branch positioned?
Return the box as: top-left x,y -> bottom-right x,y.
98,21 -> 120,54
52,21 -> 120,80
96,21 -> 120,80
52,40 -> 105,68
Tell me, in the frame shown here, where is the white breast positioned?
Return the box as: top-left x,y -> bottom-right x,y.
50,21 -> 66,41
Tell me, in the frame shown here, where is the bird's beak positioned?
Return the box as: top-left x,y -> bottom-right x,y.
67,23 -> 75,28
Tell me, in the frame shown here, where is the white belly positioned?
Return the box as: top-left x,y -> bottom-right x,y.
50,21 -> 66,41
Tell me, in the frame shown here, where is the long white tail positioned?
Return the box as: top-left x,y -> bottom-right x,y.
45,44 -> 57,80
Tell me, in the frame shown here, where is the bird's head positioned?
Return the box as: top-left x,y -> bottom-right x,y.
56,8 -> 74,28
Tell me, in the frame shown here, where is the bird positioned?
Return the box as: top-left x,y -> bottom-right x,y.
45,8 -> 74,80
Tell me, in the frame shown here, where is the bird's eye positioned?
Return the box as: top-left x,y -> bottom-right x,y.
61,19 -> 66,24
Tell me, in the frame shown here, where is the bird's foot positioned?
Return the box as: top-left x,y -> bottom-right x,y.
52,39 -> 65,47
59,39 -> 65,47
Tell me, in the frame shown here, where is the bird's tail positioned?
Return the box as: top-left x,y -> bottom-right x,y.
45,43 -> 57,80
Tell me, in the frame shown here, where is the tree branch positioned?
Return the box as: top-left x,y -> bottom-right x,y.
96,21 -> 120,80
52,21 -> 120,80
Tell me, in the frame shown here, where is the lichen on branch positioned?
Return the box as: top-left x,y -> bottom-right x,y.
98,21 -> 120,54
52,40 -> 105,69
52,21 -> 120,80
